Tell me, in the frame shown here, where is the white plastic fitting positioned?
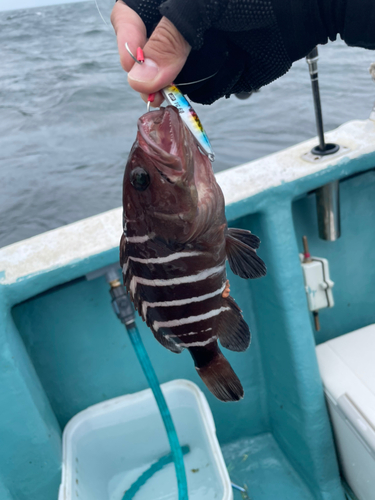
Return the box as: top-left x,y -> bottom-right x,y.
299,254 -> 334,311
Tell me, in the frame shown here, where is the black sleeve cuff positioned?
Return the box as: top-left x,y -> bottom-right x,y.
272,0 -> 375,62
343,0 -> 375,49
271,0 -> 334,61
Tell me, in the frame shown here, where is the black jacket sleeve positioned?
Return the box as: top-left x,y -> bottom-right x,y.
124,0 -> 375,104
273,0 -> 375,61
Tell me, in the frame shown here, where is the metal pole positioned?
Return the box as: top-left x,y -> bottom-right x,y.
306,47 -> 341,240
316,180 -> 341,241
306,47 -> 326,151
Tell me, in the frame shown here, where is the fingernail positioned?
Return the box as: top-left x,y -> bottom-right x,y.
128,58 -> 159,82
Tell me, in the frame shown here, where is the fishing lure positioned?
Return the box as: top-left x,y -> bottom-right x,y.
161,84 -> 215,162
125,43 -> 215,162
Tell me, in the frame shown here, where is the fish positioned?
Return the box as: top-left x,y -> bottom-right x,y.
120,105 -> 266,402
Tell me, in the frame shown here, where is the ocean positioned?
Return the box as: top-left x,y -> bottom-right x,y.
0,1 -> 374,247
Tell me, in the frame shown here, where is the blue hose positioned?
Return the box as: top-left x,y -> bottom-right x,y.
126,324 -> 189,500
122,446 -> 190,500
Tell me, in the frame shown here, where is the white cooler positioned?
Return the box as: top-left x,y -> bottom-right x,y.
316,324 -> 375,500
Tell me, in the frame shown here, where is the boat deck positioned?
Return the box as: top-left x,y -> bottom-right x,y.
223,433 -> 315,500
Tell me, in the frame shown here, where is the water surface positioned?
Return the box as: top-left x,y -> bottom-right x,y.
0,1 -> 374,247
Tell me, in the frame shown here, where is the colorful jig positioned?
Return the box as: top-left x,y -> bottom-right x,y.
161,84 -> 215,162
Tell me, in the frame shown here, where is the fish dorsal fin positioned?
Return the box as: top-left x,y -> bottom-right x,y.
217,295 -> 250,352
225,228 -> 267,279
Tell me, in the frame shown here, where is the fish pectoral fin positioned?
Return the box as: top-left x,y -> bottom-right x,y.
217,296 -> 250,352
227,227 -> 260,249
225,228 -> 267,279
193,346 -> 244,402
151,328 -> 184,354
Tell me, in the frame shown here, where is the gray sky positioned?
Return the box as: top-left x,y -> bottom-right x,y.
0,0 -> 90,11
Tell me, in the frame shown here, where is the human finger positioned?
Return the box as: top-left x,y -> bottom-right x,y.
111,1 -> 147,73
127,16 -> 191,95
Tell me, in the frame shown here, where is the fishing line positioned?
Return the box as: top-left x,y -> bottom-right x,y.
94,0 -> 113,27
125,43 -> 217,88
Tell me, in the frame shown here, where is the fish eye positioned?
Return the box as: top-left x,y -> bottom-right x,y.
130,167 -> 150,191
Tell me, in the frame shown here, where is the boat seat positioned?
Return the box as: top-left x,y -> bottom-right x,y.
316,324 -> 375,500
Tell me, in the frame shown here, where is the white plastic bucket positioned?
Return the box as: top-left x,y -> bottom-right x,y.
59,379 -> 232,500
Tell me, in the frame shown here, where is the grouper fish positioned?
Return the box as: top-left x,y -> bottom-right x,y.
120,106 -> 266,402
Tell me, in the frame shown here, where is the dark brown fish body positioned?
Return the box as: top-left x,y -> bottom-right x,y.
120,106 -> 266,402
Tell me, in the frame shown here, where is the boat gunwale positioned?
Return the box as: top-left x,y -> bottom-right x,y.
1,118 -> 374,294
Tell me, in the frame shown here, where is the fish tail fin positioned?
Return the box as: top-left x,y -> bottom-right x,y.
190,345 -> 244,402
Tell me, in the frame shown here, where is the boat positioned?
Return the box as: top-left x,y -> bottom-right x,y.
0,53 -> 375,500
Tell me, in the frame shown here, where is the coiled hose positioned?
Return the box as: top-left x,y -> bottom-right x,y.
109,277 -> 189,500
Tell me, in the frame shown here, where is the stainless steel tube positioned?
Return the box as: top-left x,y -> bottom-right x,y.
316,180 -> 341,241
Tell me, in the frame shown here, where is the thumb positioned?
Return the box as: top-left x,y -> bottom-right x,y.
128,16 -> 191,95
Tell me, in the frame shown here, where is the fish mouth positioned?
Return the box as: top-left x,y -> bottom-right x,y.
137,106 -> 192,177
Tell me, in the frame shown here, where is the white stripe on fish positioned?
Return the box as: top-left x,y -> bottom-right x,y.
126,235 -> 150,243
153,306 -> 230,332
141,283 -> 226,317
130,264 -> 225,296
178,336 -> 218,348
127,251 -> 203,265
166,327 -> 213,339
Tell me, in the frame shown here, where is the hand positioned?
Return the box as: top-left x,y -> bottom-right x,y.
111,0 -> 294,105
112,0 -> 369,105
111,1 -> 191,107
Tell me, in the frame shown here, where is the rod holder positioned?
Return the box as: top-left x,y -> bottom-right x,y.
306,47 -> 341,241
316,180 -> 341,241
306,47 -> 339,156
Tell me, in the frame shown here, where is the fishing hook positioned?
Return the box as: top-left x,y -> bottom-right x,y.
126,44 -> 155,111
125,42 -> 143,65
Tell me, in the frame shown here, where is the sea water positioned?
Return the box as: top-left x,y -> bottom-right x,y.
0,1 -> 374,247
